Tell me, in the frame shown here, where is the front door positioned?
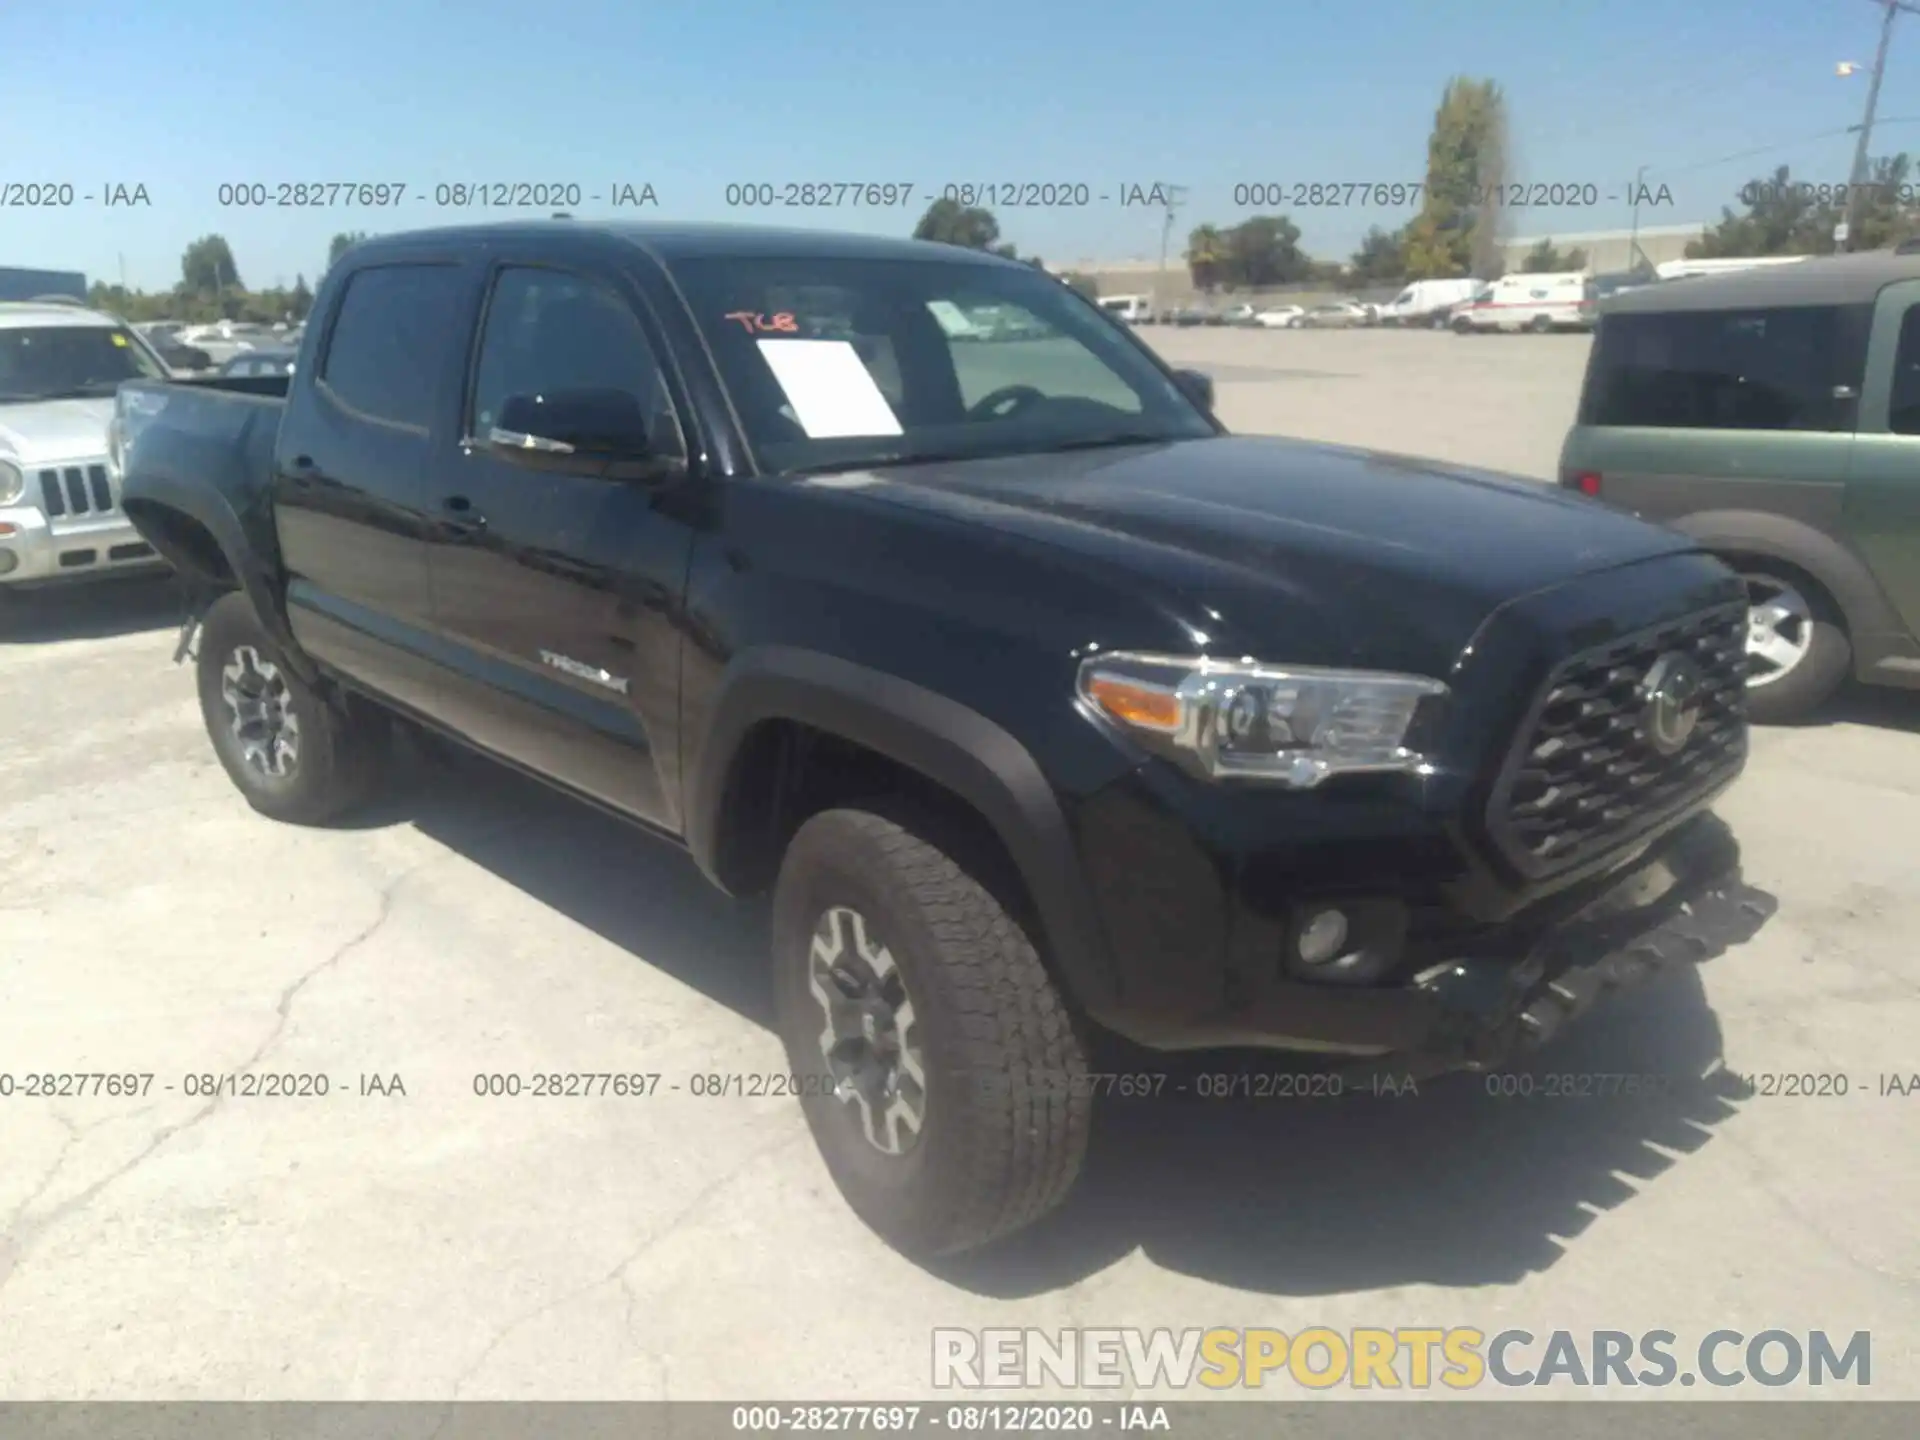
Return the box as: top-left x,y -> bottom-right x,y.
424,261 -> 698,829
1845,276 -> 1920,638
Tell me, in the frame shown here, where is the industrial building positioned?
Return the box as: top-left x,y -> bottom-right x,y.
1496,223 -> 1707,275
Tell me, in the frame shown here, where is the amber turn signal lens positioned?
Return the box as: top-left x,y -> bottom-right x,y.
1086,675 -> 1183,732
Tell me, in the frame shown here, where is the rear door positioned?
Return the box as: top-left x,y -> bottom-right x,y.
1559,303 -> 1865,529
274,257 -> 476,715
422,252 -> 700,829
1843,278 -> 1920,636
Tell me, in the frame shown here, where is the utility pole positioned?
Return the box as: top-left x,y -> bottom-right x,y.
1155,183 -> 1188,317
1843,0 -> 1920,250
1627,164 -> 1651,274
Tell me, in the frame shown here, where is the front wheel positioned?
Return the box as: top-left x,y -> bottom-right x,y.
771,806 -> 1092,1258
195,591 -> 388,823
1739,568 -> 1851,723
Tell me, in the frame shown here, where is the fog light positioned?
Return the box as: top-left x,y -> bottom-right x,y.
0,549 -> 18,575
1297,908 -> 1350,965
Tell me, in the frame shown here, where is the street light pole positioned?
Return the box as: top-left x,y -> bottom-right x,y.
1156,184 -> 1187,317
1843,0 -> 1920,250
1628,163 -> 1650,273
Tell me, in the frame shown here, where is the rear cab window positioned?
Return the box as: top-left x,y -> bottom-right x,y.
318,263 -> 467,430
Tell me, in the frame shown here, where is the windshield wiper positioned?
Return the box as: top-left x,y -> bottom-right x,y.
788,450 -> 965,477
1032,432 -> 1179,455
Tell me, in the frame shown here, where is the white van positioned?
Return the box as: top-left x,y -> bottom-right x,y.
1653,256 -> 1809,283
1452,271 -> 1594,334
1096,294 -> 1152,323
1377,278 -> 1482,328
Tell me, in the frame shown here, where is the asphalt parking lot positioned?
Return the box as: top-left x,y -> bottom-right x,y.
3,328 -> 1917,1401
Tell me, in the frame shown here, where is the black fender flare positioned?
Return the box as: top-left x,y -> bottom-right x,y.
123,471 -> 319,685
1670,509 -> 1904,654
684,647 -> 1119,1014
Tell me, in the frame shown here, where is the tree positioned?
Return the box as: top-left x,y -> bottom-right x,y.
290,274 -> 314,321
912,198 -> 1003,251
1061,271 -> 1099,300
1691,157 -> 1920,258
1350,226 -> 1408,285
1186,224 -> 1228,291
1520,238 -> 1588,272
1403,77 -> 1508,279
1220,216 -> 1310,288
327,231 -> 369,272
181,235 -> 241,295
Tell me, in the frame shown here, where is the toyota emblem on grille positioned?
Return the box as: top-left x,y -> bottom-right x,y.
1640,652 -> 1704,756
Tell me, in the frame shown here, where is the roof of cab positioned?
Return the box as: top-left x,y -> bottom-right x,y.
343,219 -> 1030,270
0,301 -> 120,330
1604,249 -> 1920,314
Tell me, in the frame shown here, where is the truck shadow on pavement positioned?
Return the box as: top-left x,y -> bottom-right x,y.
0,574 -> 184,645
946,961 -> 1757,1298
394,742 -> 1778,1299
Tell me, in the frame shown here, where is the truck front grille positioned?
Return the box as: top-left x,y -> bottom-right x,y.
1486,602 -> 1748,877
38,464 -> 116,519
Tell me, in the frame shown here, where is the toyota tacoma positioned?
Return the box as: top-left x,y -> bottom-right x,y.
114,220 -> 1768,1258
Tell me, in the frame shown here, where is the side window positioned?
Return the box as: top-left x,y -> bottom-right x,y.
1584,307 -> 1862,432
1888,305 -> 1920,435
470,266 -> 682,455
319,264 -> 464,428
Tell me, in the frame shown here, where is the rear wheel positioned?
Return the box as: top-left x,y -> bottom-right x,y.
1452,315 -> 1475,335
771,806 -> 1092,1258
1739,567 -> 1851,723
195,591 -> 388,823
1527,314 -> 1554,334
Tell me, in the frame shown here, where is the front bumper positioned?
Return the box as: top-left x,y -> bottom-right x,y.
1089,807 -> 1771,1075
0,503 -> 166,587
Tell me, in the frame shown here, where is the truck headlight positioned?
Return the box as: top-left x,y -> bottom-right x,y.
1077,651 -> 1448,787
0,460 -> 23,506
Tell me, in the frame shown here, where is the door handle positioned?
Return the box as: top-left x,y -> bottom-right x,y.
440,494 -> 488,537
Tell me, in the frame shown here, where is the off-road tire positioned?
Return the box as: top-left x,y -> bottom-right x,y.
771,806 -> 1092,1258
1739,566 -> 1851,724
195,590 -> 386,824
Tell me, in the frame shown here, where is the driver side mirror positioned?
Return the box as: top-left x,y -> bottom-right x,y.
488,389 -> 682,479
1172,368 -> 1215,412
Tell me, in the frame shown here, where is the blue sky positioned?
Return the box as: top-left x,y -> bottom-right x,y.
4,0 -> 1917,291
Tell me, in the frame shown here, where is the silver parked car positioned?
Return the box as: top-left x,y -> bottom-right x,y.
1296,300 -> 1373,329
0,301 -> 172,591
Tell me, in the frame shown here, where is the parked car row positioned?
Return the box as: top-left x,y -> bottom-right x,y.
135,318 -> 306,371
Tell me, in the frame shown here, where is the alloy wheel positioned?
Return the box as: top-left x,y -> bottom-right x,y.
1742,574 -> 1815,687
219,645 -> 301,777
806,905 -> 928,1156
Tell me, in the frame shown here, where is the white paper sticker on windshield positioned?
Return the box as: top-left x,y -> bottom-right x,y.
755,339 -> 904,439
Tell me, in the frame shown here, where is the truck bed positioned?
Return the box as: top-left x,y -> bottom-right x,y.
114,376 -> 289,601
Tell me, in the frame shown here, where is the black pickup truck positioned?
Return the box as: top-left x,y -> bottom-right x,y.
115,220 -> 1769,1258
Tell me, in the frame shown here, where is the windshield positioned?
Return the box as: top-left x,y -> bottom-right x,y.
0,324 -> 167,401
670,255 -> 1216,473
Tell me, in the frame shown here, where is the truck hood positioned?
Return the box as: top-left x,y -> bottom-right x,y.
0,397 -> 115,463
835,434 -> 1698,674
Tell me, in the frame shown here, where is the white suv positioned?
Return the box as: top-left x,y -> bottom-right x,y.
0,301 -> 174,591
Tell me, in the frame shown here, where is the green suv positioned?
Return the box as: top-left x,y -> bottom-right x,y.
1559,250 -> 1920,721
